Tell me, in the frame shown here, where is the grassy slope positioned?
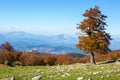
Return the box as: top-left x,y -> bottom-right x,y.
0,62 -> 120,80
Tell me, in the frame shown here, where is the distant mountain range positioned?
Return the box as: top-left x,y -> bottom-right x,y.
0,31 -> 120,54
0,31 -> 81,54
110,34 -> 120,50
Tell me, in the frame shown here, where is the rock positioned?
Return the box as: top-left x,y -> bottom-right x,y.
10,77 -> 15,80
36,69 -> 41,74
61,74 -> 65,78
77,77 -> 83,80
1,78 -> 9,80
93,72 -> 100,75
61,73 -> 70,77
32,76 -> 42,80
1,77 -> 15,80
107,74 -> 110,77
106,60 -> 116,63
64,73 -> 70,76
101,76 -> 104,79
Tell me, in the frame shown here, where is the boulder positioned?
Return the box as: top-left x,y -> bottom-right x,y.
32,76 -> 42,80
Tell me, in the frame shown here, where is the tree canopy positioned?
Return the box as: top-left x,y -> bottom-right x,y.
77,6 -> 112,64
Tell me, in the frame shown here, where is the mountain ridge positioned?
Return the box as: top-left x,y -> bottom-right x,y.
0,31 -> 120,54
0,31 -> 81,54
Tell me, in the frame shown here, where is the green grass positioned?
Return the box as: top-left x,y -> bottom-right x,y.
0,62 -> 120,80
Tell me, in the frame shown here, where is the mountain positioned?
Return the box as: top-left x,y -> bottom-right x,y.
0,31 -> 81,54
110,34 -> 120,50
0,31 -> 120,53
2,32 -> 47,51
0,34 -> 7,43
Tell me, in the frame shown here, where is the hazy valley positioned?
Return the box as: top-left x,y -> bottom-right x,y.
0,31 -> 119,54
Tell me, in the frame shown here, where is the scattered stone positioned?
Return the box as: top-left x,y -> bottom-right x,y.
1,78 -> 9,80
32,69 -> 41,74
1,77 -> 15,80
106,60 -> 116,63
61,74 -> 65,78
10,77 -> 15,80
36,69 -> 41,73
101,76 -> 104,79
115,61 -> 120,64
107,74 -> 110,77
77,77 -> 83,80
61,73 -> 70,77
116,60 -> 120,62
64,73 -> 70,76
93,72 -> 100,75
101,67 -> 104,69
32,76 -> 42,80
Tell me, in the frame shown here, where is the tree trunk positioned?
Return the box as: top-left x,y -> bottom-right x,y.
90,53 -> 96,64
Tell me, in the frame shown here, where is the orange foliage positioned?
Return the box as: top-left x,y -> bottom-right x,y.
0,42 -> 120,66
79,50 -> 120,63
77,6 -> 112,64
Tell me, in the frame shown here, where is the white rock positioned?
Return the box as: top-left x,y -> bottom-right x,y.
64,73 -> 70,76
10,77 -> 15,80
61,73 -> 70,77
93,72 -> 100,75
107,74 -> 110,77
61,74 -> 65,77
32,76 -> 42,80
77,77 -> 83,80
1,78 -> 9,80
101,67 -> 104,69
101,76 -> 104,78
1,77 -> 15,80
36,69 -> 41,73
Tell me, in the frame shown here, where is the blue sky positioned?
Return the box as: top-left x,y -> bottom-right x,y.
0,0 -> 120,36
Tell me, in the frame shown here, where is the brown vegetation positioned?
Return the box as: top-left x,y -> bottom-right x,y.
79,50 -> 120,63
0,42 -> 120,66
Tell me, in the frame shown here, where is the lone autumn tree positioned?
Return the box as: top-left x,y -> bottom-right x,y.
77,6 -> 112,64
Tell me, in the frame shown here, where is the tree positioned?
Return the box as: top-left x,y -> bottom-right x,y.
2,42 -> 14,52
76,6 -> 112,64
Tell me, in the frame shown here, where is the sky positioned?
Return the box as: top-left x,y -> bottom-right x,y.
0,0 -> 120,36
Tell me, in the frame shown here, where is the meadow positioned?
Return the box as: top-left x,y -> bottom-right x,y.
0,62 -> 120,80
